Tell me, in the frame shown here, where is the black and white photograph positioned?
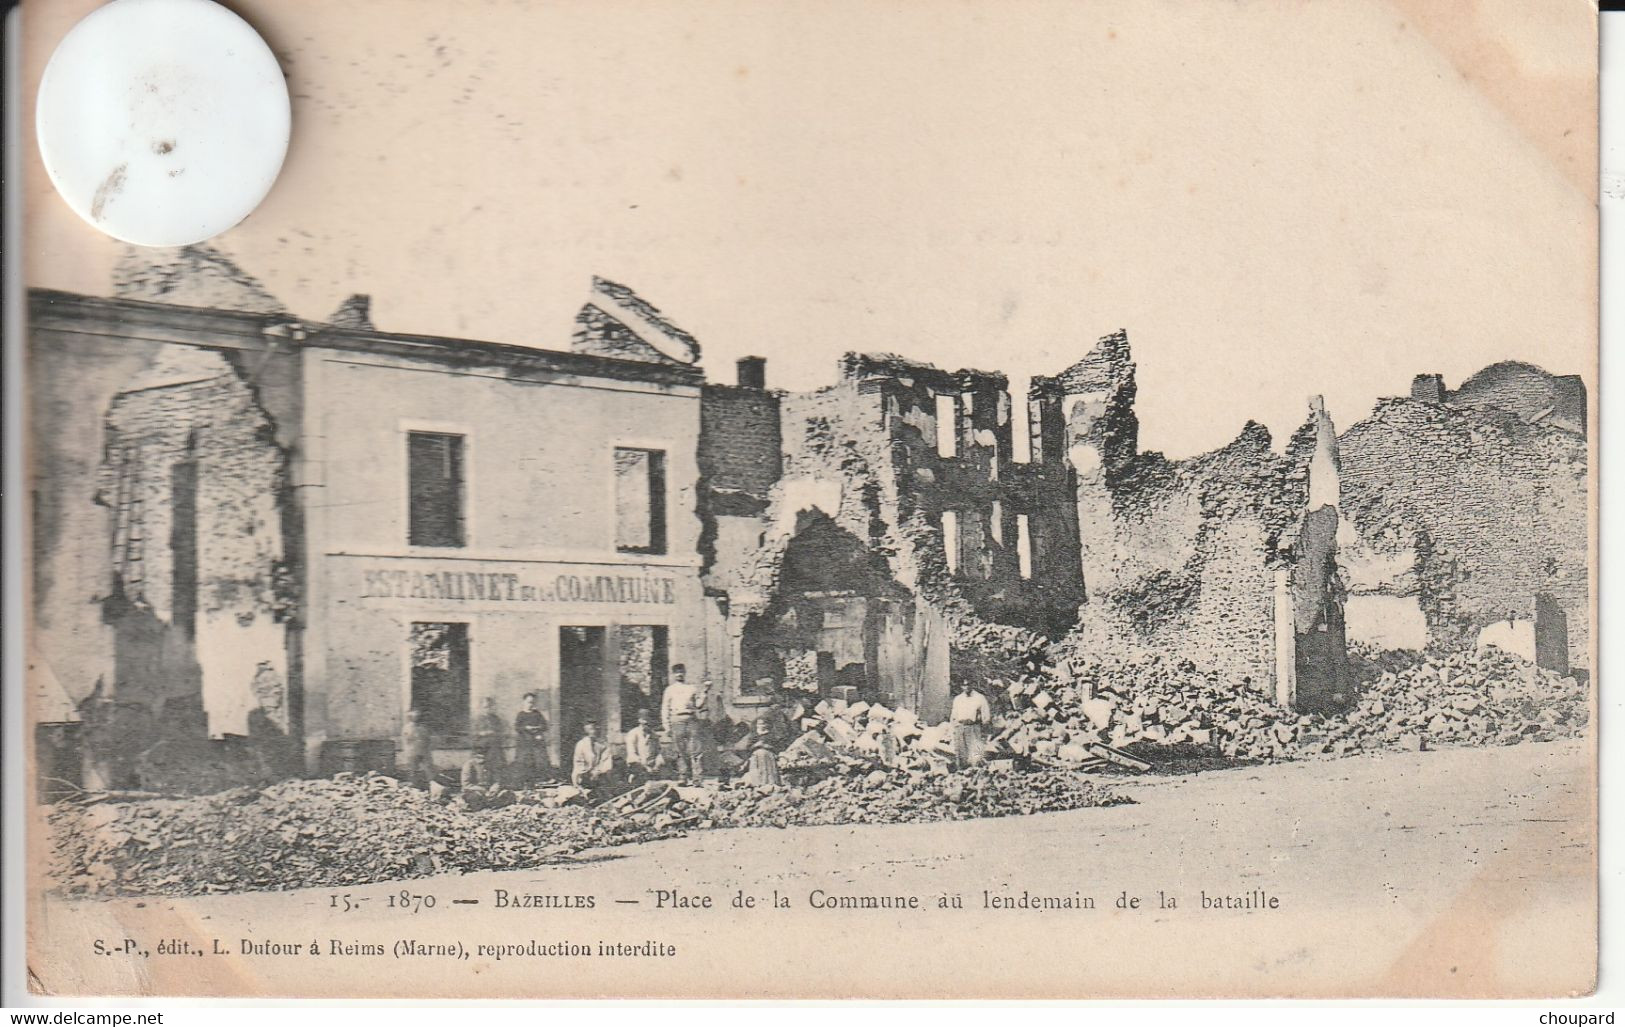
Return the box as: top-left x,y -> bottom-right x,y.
13,0 -> 1599,1000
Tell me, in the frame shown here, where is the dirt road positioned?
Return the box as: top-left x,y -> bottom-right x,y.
29,738 -> 1595,998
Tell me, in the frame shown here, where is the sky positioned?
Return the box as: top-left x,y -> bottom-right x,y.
25,0 -> 1596,458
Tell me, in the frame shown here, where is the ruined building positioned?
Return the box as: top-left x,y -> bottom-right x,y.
1041,332 -> 1350,712
699,353 -> 1084,725
33,254 -> 711,780
1338,364 -> 1588,672
28,248 -> 1584,787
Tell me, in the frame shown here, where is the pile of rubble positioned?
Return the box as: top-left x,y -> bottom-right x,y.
47,774 -> 635,897
1327,645 -> 1589,752
776,643 -> 1589,770
713,766 -> 1117,828
49,765 -> 1122,898
998,643 -> 1589,763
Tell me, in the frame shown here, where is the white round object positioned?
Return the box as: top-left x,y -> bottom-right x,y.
36,0 -> 291,247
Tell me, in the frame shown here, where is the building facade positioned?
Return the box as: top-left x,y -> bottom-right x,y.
300,306 -> 709,770
29,257 -> 718,777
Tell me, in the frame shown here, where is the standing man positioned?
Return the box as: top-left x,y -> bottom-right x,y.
624,708 -> 661,785
659,663 -> 700,784
571,719 -> 616,801
512,692 -> 550,787
400,707 -> 435,789
472,696 -> 507,773
949,677 -> 992,769
694,675 -> 721,780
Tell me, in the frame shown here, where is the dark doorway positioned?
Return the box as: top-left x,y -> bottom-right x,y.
410,622 -> 470,738
558,626 -> 607,751
618,625 -> 669,731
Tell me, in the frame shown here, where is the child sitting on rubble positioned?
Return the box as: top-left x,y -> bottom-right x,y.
741,715 -> 783,787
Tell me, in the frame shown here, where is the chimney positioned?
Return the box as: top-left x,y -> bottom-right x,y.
1410,374 -> 1445,404
737,356 -> 767,390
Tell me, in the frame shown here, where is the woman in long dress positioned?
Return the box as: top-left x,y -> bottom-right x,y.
742,715 -> 783,786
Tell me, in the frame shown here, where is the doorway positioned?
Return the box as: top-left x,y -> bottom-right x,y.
558,626 -> 606,754
617,625 -> 669,731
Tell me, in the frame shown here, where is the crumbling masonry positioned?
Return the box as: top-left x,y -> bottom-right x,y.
28,247 -> 1587,792
1037,332 -> 1349,711
701,332 -> 1352,718
1338,363 -> 1588,670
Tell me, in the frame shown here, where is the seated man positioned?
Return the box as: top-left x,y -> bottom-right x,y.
571,719 -> 617,802
623,708 -> 662,786
459,749 -> 513,810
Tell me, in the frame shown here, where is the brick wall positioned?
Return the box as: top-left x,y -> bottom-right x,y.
699,385 -> 782,516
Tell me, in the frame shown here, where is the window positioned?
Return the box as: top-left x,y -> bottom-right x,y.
408,432 -> 465,547
1008,379 -> 1034,465
1027,399 -> 1044,463
942,510 -> 960,575
935,394 -> 958,458
990,501 -> 1003,546
410,622 -> 470,736
615,448 -> 667,554
1017,514 -> 1033,579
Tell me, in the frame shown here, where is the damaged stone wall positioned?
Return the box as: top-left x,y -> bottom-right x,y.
699,383 -> 782,518
1338,393 -> 1589,666
112,244 -> 290,316
844,354 -> 1084,636
698,379 -> 784,628
30,245 -> 304,779
701,351 -> 1080,724
1435,361 -> 1587,434
99,348 -> 295,739
1053,331 -> 1344,703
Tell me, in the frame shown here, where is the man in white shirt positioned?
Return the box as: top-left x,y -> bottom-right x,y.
949,679 -> 992,769
659,663 -> 701,784
623,708 -> 661,784
571,719 -> 615,801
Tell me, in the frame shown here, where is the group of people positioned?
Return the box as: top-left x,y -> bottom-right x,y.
571,663 -> 717,800
399,665 -> 997,808
397,663 -> 728,807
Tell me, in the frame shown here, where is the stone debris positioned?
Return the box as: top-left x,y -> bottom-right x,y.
788,642 -> 1586,770
48,767 -> 1122,898
48,643 -> 1584,899
1012,643 -> 1589,764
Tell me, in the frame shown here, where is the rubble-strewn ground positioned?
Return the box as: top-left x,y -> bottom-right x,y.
48,769 -> 1123,898
46,644 -> 1588,899
33,739 -> 1594,998
786,642 -> 1587,770
1002,643 -> 1589,764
